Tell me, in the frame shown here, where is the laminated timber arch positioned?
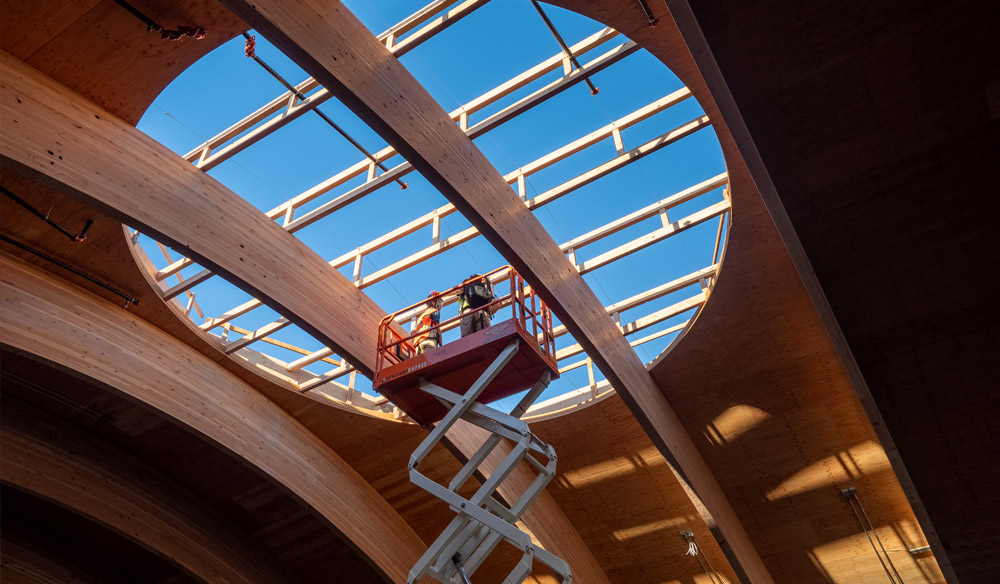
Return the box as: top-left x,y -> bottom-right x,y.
0,253 -> 425,583
0,50 -> 382,379
0,49 -> 612,583
0,400 -> 297,584
0,0 -> 970,582
213,0 -> 769,581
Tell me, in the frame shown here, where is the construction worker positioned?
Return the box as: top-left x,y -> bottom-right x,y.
413,291 -> 443,355
458,274 -> 495,337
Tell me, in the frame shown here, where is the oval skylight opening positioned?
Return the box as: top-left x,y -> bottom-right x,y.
132,0 -> 730,420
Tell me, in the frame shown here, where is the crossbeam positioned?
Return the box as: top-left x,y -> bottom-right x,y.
192,96 -> 705,329
181,0 -> 489,169
156,30 -> 633,286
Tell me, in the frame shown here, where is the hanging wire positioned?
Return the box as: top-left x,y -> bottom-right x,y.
242,33 -> 408,190
842,487 -> 905,583
0,233 -> 138,307
680,530 -> 726,584
1,371 -> 114,424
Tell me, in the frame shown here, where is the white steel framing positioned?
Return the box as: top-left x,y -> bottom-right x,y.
134,0 -> 730,419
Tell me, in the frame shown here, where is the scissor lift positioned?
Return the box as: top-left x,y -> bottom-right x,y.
374,267 -> 571,584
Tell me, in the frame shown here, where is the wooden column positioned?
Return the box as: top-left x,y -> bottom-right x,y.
0,402 -> 297,584
215,0 -> 769,580
0,252 -> 424,584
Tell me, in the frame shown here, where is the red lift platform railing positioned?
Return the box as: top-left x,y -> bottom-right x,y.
375,266 -> 558,425
373,267 -> 571,584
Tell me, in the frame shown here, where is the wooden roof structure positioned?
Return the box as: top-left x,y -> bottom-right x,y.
1,0 -> 993,583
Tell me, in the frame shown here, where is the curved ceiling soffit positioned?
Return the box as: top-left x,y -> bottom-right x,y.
126,1 -> 732,421
0,48 -> 615,583
0,0 -> 246,126
0,401 -> 298,584
0,253 -> 426,584
0,0 -> 399,416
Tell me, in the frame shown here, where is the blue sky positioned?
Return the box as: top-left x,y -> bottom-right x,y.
136,0 -> 728,407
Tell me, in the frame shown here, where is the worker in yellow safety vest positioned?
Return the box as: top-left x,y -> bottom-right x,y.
413,291 -> 443,355
458,274 -> 496,337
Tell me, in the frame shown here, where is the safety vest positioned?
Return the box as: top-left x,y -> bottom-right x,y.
413,306 -> 441,345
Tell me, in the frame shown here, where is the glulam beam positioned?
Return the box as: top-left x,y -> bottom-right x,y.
0,403 -> 297,584
214,1 -> 769,580
0,50 -> 384,378
0,253 -> 424,583
0,55 -> 605,578
199,99 -> 711,340
156,29 -> 634,297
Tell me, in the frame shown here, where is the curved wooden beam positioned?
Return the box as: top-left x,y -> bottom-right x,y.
0,401 -> 298,584
0,50 -> 381,378
0,49 -> 608,583
0,252 -> 424,583
0,538 -> 96,584
213,1 -> 768,581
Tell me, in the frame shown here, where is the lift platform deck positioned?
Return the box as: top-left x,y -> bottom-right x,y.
374,267 -> 558,426
375,317 -> 557,425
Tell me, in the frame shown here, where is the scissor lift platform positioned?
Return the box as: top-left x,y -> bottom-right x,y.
373,267 -> 571,583
374,318 -> 557,426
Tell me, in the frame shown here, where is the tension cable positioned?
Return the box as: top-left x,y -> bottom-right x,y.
242,33 -> 407,190
842,487 -> 905,583
681,530 -> 726,584
529,0 -> 599,95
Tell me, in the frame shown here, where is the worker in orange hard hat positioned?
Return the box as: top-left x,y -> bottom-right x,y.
413,291 -> 444,355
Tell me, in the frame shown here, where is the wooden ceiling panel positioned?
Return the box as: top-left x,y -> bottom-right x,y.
536,397 -> 735,583
660,0 -> 996,580
0,0 -> 102,60
11,0 -> 244,124
548,1 -> 948,582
